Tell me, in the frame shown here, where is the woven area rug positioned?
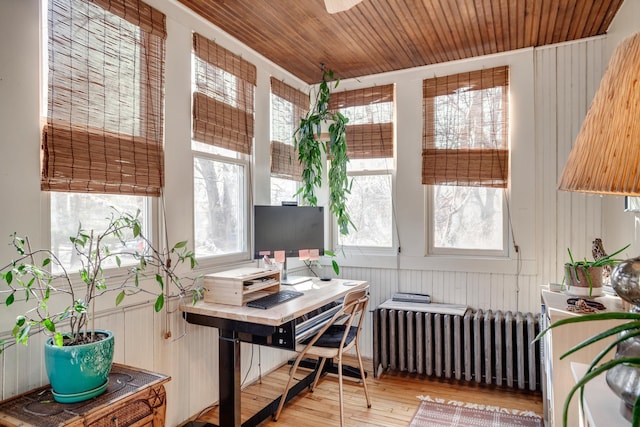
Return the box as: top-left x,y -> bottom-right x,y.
409,395 -> 543,427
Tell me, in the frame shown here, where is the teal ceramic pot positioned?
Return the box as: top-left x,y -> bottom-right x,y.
44,330 -> 114,402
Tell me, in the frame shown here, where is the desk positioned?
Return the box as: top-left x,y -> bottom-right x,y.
181,277 -> 368,427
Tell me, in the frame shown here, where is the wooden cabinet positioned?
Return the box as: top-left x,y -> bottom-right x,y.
0,364 -> 169,427
203,267 -> 281,306
541,288 -> 624,427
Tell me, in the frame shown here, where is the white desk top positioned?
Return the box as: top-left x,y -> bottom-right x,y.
571,362 -> 629,426
181,277 -> 368,326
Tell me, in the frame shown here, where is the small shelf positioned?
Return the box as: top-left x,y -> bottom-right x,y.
242,277 -> 279,293
203,268 -> 281,306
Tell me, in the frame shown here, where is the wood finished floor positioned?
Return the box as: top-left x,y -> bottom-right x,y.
181,356 -> 544,427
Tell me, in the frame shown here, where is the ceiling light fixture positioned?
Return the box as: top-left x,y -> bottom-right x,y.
324,0 -> 364,14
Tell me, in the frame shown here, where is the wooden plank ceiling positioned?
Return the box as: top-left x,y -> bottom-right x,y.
178,0 -> 624,84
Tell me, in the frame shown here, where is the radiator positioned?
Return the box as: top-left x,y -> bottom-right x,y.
373,302 -> 541,391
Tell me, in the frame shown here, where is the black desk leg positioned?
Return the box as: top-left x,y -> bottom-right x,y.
219,329 -> 241,427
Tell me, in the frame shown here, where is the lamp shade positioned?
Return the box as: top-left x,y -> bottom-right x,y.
324,0 -> 364,13
558,32 -> 640,196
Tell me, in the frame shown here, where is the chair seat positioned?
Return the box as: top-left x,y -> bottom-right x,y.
274,285 -> 371,426
301,324 -> 357,348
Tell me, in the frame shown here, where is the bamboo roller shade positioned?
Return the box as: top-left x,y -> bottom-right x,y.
270,78 -> 308,180
329,84 -> 394,159
42,0 -> 166,196
422,66 -> 509,188
193,33 -> 256,155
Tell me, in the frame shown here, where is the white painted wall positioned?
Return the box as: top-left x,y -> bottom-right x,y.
1,0 -> 638,424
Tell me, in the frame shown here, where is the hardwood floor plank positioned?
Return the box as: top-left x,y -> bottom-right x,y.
180,356 -> 543,426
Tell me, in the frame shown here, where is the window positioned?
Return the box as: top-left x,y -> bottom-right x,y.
192,33 -> 255,260
193,153 -> 246,258
270,78 -> 308,205
44,0 -> 166,270
330,85 -> 395,249
422,66 -> 509,254
50,193 -> 151,273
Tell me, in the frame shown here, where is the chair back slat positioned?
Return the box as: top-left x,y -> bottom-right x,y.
300,285 -> 369,349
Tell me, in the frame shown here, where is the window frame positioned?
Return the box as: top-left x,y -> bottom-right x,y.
43,0 -> 163,273
269,79 -> 307,205
192,149 -> 251,265
422,66 -> 510,257
425,184 -> 509,257
329,84 -> 396,254
337,164 -> 397,255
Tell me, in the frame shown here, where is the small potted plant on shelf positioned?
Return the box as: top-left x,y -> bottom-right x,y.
564,244 -> 629,297
0,209 -> 201,403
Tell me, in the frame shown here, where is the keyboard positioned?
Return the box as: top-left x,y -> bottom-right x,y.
246,290 -> 304,309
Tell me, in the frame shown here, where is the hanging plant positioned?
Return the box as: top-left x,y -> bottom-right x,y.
294,69 -> 354,235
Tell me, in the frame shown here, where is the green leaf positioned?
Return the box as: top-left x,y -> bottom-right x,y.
44,318 -> 55,333
5,270 -> 12,285
174,240 -> 187,249
116,290 -> 125,306
116,255 -> 121,268
42,258 -> 51,267
133,222 -> 141,237
74,299 -> 88,314
16,324 -> 31,344
154,294 -> 165,312
53,332 -> 64,347
5,293 -> 14,306
155,274 -> 164,290
15,315 -> 25,327
332,259 -> 340,275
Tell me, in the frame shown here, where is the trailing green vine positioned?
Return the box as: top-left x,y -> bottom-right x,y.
294,70 -> 354,235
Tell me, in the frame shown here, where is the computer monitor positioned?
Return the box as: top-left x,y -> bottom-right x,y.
254,205 -> 325,284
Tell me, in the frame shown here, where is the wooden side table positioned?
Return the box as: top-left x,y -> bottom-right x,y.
0,364 -> 170,427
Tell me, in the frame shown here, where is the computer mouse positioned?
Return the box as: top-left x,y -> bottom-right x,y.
319,276 -> 331,281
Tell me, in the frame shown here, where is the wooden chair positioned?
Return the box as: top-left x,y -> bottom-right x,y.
273,285 -> 372,426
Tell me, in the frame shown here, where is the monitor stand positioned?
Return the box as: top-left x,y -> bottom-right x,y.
280,257 -> 311,286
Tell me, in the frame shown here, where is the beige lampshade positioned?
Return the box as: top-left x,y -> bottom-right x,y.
558,32 -> 640,196
324,0 -> 364,14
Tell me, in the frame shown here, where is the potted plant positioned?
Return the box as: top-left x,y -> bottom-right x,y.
294,69 -> 354,235
0,209 -> 201,403
564,244 -> 629,297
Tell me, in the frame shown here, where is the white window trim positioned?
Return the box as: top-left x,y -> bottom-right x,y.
333,166 -> 398,256
424,185 -> 510,258
192,150 -> 251,266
